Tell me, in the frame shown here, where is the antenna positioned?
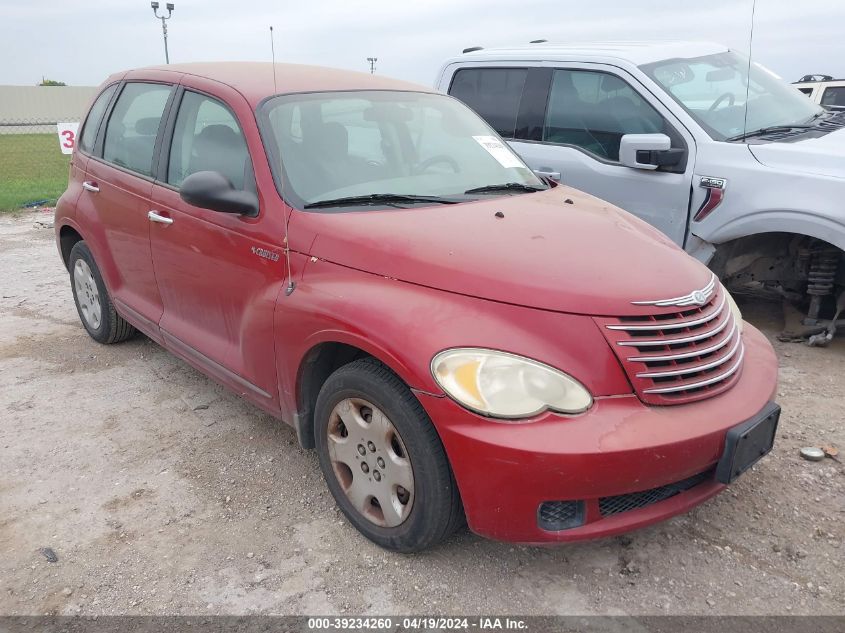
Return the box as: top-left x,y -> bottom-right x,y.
270,26 -> 278,94
269,25 -> 295,296
741,0 -> 757,141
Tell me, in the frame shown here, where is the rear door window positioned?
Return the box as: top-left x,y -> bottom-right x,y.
821,86 -> 845,109
449,68 -> 528,138
103,82 -> 173,177
543,69 -> 666,161
78,84 -> 118,154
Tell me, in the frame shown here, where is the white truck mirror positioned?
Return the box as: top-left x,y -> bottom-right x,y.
619,133 -> 672,170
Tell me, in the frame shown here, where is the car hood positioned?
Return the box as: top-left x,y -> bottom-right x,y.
748,127 -> 845,179
301,187 -> 711,317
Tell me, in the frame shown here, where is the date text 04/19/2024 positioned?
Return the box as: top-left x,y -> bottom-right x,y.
306,617 -> 528,630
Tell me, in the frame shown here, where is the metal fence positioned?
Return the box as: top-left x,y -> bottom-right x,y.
0,118 -> 77,211
0,86 -> 95,211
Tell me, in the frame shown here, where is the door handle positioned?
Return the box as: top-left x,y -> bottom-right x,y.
82,181 -> 99,193
148,210 -> 174,225
533,169 -> 561,181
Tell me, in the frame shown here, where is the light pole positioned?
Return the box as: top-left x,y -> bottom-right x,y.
150,2 -> 174,64
367,57 -> 377,74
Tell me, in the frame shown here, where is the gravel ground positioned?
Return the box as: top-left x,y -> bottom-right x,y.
1,210 -> 843,616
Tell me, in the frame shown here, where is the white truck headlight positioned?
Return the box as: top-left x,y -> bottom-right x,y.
723,285 -> 744,334
431,348 -> 593,420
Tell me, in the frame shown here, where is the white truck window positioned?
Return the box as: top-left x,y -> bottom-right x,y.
821,87 -> 845,110
543,70 -> 664,161
641,51 -> 822,140
448,68 -> 528,139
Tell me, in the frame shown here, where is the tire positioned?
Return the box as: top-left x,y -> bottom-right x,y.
314,358 -> 464,552
68,241 -> 136,344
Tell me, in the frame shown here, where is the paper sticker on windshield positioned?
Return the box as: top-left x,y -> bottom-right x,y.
473,136 -> 523,168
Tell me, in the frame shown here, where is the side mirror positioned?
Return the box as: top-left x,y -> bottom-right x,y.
179,171 -> 259,217
619,133 -> 685,170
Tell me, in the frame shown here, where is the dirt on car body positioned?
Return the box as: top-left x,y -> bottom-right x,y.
0,211 -> 843,616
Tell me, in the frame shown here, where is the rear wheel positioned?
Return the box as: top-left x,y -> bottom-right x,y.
314,358 -> 463,552
69,241 -> 136,344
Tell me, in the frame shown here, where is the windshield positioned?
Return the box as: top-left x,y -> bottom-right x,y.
641,51 -> 823,141
259,90 -> 545,209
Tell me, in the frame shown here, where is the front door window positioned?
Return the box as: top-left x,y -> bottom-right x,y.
542,69 -> 665,162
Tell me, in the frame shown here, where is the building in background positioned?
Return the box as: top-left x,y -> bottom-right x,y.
0,85 -> 96,133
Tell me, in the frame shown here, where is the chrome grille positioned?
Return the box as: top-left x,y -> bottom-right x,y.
597,280 -> 744,405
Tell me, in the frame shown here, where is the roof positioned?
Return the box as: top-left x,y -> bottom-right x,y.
121,62 -> 433,105
450,41 -> 729,67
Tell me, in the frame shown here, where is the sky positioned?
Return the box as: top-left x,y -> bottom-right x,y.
2,0 -> 844,87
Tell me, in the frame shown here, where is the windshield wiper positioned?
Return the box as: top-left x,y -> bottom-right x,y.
464,182 -> 546,195
304,193 -> 461,209
726,124 -> 812,142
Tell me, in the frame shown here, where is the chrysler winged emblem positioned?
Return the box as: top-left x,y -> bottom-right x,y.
631,274 -> 716,307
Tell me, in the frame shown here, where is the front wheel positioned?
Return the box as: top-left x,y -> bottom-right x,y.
314,359 -> 463,552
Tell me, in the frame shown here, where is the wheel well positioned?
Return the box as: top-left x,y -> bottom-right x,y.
59,226 -> 83,270
711,232 -> 845,297
295,342 -> 374,449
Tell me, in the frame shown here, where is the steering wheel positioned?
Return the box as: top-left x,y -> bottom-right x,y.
708,92 -> 735,113
413,155 -> 460,175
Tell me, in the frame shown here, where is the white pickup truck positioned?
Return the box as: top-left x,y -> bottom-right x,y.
435,42 -> 845,334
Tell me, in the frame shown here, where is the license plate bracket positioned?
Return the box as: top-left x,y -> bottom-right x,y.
715,402 -> 780,484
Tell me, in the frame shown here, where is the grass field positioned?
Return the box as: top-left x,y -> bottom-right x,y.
0,133 -> 71,211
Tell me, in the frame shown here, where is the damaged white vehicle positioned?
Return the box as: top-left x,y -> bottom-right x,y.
436,42 -> 845,341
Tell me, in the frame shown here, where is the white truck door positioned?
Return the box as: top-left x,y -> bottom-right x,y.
514,64 -> 696,246
446,62 -> 696,246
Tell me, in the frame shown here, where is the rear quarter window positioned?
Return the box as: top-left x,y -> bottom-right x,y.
448,68 -> 527,139
77,84 -> 118,154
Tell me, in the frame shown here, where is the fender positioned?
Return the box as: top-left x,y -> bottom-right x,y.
699,210 -> 845,253
55,215 -> 122,298
296,328 -> 430,397
273,258 -> 632,439
55,216 -> 87,268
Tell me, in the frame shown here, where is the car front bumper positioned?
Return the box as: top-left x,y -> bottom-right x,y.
416,323 -> 779,544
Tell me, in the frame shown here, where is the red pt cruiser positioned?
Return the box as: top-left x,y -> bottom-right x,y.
55,63 -> 780,552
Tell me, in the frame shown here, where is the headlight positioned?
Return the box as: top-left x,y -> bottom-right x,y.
431,348 -> 593,420
723,285 -> 744,334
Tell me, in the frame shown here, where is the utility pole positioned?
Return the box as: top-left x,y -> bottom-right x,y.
367,57 -> 378,74
150,2 -> 175,64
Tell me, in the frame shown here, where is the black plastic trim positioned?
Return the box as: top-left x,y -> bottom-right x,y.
150,85 -> 181,181
537,500 -> 586,532
599,470 -> 712,517
514,67 -> 552,142
715,401 -> 780,484
151,85 -> 183,183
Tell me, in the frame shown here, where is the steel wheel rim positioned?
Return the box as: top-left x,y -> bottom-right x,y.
326,397 -> 414,528
73,259 -> 102,330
